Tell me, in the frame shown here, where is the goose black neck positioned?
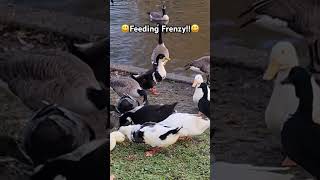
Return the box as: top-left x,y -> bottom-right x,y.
87,88 -> 108,110
162,8 -> 166,15
158,24 -> 163,44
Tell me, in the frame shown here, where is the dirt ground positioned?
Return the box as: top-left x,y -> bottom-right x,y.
212,61 -> 313,179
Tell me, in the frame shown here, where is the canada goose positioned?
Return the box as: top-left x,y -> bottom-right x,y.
24,104 -> 95,166
31,138 -> 108,180
263,42 -> 320,166
132,54 -> 171,95
280,66 -> 320,179
114,95 -> 140,114
239,0 -> 320,71
148,5 -> 169,22
119,102 -> 178,126
185,56 -> 210,82
198,83 -> 210,118
119,122 -> 181,156
151,24 -> 169,65
192,74 -> 210,105
110,76 -> 148,104
110,131 -> 125,151
0,50 -> 108,115
67,38 -> 108,87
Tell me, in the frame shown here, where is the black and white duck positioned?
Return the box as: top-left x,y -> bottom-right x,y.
119,102 -> 178,126
197,83 -> 210,118
119,122 -> 181,156
280,66 -> 320,179
192,74 -> 210,105
159,113 -> 210,138
24,103 -> 95,166
131,54 -> 171,95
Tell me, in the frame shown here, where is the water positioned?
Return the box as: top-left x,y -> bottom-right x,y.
213,0 -> 310,65
110,0 -> 210,76
1,0 -> 107,20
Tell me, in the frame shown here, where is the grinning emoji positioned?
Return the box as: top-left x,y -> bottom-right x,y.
121,24 -> 129,33
191,24 -> 199,33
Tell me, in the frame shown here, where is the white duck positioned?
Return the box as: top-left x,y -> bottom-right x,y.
159,113 -> 210,137
110,131 -> 125,151
192,74 -> 210,105
119,122 -> 181,156
263,41 -> 320,166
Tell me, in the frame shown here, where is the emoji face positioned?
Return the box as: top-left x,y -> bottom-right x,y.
122,24 -> 129,33
191,24 -> 199,32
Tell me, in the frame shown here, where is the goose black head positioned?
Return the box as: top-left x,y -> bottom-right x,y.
116,95 -> 139,114
162,5 -> 167,15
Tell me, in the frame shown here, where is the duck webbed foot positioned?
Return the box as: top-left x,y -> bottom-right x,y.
145,147 -> 162,157
149,87 -> 160,95
281,156 -> 297,167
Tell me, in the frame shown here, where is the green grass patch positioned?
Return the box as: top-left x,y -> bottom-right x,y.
111,131 -> 210,180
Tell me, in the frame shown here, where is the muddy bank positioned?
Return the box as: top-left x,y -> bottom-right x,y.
212,60 -> 312,179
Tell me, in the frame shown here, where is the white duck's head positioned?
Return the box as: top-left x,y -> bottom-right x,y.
192,74 -> 204,87
263,41 -> 299,80
110,131 -> 125,143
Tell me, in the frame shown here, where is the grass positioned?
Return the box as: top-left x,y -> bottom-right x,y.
111,130 -> 210,180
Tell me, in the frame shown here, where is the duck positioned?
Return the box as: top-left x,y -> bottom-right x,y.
24,103 -> 95,166
239,0 -> 320,72
31,138 -> 108,180
119,102 -> 178,126
280,66 -> 320,179
198,83 -> 210,118
119,122 -> 181,156
148,5 -> 169,22
67,38 -> 108,87
263,42 -> 320,166
185,56 -> 210,82
131,54 -> 171,95
151,24 -> 169,65
114,95 -> 140,114
110,76 -> 148,104
159,113 -> 210,137
0,50 -> 108,115
192,74 -> 210,105
110,131 -> 125,151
